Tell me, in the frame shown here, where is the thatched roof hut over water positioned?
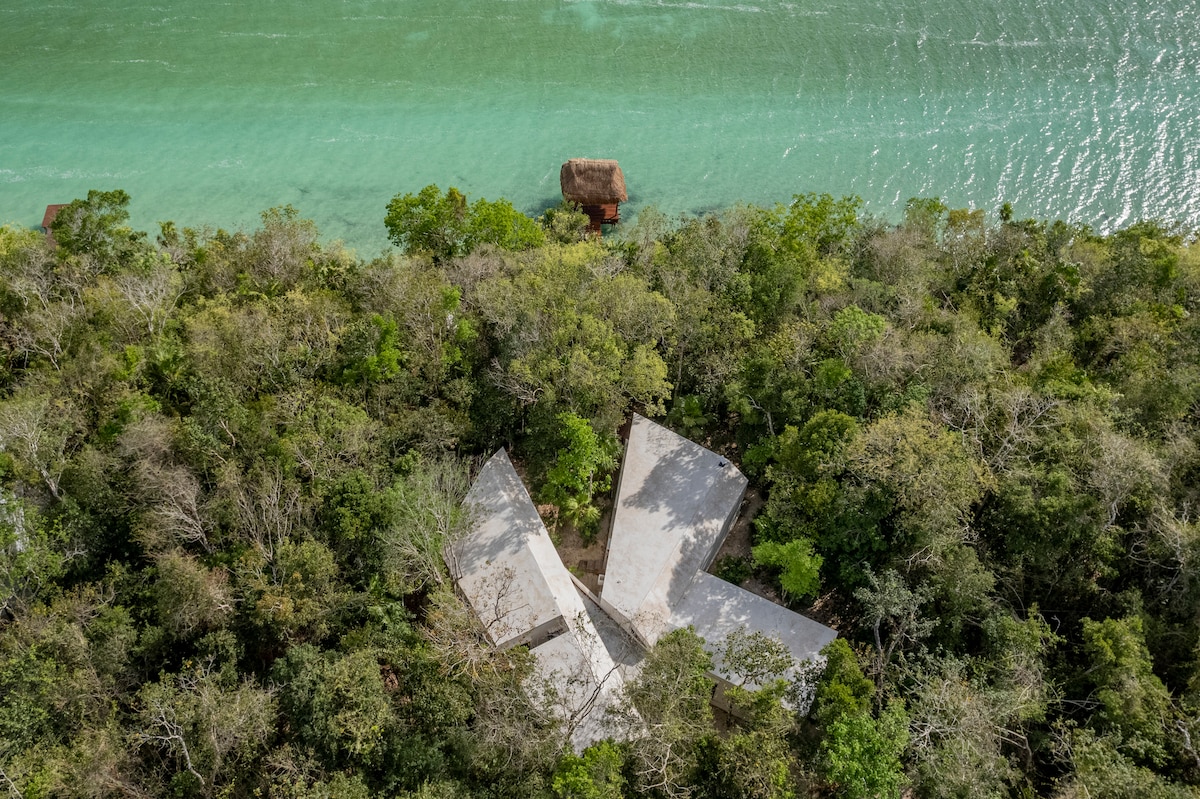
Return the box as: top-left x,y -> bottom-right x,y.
560,158 -> 627,232
560,158 -> 627,205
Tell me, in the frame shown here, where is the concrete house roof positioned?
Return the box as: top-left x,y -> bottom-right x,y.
672,571 -> 838,691
448,416 -> 838,746
600,414 -> 748,646
602,414 -> 837,692
448,449 -> 627,750
448,450 -> 578,649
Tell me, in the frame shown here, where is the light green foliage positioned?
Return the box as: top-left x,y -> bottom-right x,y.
756,410 -> 858,546
828,305 -> 887,358
0,224 -> 55,332
981,607 -> 1060,722
385,184 -> 543,260
926,545 -> 996,640
637,210 -> 758,397
724,323 -> 816,437
552,741 -> 626,799
1081,615 -> 1173,765
0,629 -> 63,751
319,468 -> 395,578
385,185 -> 470,260
380,456 -> 470,593
246,205 -> 321,294
398,781 -> 478,799
774,192 -> 863,259
474,241 -> 673,424
271,391 -> 381,482
906,658 -> 1024,799
846,406 -> 986,565
819,701 -> 910,799
0,499 -> 63,618
468,195 -> 546,252
0,391 -> 81,500
751,538 -> 822,601
903,197 -> 948,242
903,610 -> 1059,798
540,201 -> 591,245
0,222 -> 47,265
541,412 -> 618,537
274,771 -> 375,799
813,638 -> 873,725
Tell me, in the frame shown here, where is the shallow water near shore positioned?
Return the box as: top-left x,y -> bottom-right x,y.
2,0 -> 1198,253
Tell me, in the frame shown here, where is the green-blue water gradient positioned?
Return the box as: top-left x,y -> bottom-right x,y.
2,0 -> 1198,253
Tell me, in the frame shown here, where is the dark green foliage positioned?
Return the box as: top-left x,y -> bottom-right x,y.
50,188 -> 148,264
713,554 -> 752,586
336,314 -> 404,385
1080,616 -> 1173,766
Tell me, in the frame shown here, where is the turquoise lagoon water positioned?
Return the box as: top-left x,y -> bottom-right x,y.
1,0 -> 1198,253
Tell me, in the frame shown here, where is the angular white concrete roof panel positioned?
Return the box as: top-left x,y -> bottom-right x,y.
601,414 -> 748,644
447,449 -> 627,750
528,607 -> 627,751
448,449 -> 581,649
671,572 -> 839,691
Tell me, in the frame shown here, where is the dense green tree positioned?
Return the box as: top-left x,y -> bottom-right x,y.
385,185 -> 471,260
819,701 -> 910,799
751,538 -> 822,601
385,185 -> 544,261
50,188 -> 148,266
813,638 -> 874,726
540,412 -> 619,537
1080,615 -> 1173,766
552,741 -> 626,799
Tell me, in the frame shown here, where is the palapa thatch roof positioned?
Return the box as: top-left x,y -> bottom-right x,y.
560,159 -> 627,205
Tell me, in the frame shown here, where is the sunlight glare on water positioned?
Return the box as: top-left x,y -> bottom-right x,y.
1,0 -> 1198,251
